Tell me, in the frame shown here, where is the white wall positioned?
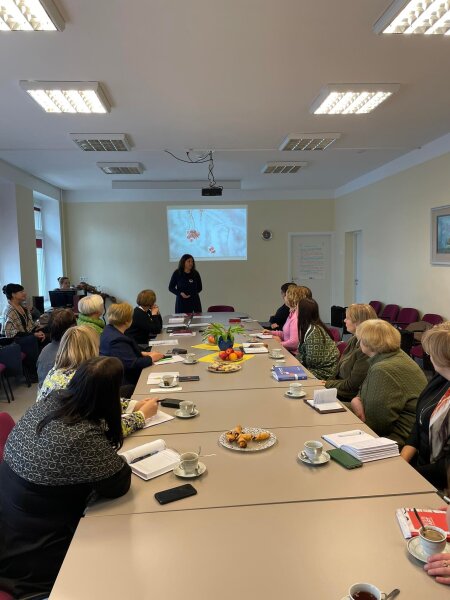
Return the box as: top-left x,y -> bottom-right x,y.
334,151 -> 450,319
63,198 -> 334,320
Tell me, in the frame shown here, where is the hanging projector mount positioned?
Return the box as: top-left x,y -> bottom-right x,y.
164,150 -> 223,196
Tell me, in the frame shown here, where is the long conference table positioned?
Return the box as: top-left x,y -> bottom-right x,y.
50,313 -> 447,599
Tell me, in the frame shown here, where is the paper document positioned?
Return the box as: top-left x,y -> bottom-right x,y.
242,343 -> 269,354
322,430 -> 399,462
305,388 -> 345,413
193,315 -> 211,319
150,339 -> 178,347
120,439 -> 180,480
171,313 -> 187,317
256,333 -> 272,339
168,317 -> 185,324
188,323 -> 210,328
150,386 -> 182,393
144,410 -> 175,428
155,355 -> 185,365
169,332 -> 196,337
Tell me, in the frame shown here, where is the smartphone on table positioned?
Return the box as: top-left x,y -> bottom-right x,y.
155,484 -> 197,505
159,398 -> 181,409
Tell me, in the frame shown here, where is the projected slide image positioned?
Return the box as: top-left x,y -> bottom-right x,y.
168,206 -> 247,261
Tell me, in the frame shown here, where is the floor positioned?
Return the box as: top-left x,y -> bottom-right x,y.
0,378 -> 37,422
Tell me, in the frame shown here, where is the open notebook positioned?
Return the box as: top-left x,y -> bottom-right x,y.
305,388 -> 346,414
322,430 -> 399,462
242,342 -> 269,354
120,439 -> 180,480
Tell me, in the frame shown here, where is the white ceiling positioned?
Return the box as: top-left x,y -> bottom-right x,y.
0,0 -> 449,198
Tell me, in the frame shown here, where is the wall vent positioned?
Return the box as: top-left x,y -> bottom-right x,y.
262,162 -> 307,174
97,162 -> 144,175
279,133 -> 341,151
70,133 -> 132,151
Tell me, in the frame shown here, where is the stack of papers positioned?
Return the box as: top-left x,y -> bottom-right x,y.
305,388 -> 345,414
155,355 -> 185,365
144,410 -> 175,428
256,333 -> 273,339
150,339 -> 178,347
169,331 -> 195,337
120,439 -> 180,480
242,342 -> 269,354
322,430 -> 399,462
168,317 -> 185,324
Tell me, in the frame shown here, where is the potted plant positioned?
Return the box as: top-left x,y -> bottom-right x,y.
202,322 -> 246,350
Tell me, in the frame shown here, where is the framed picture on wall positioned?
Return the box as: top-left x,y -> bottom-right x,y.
431,205 -> 450,265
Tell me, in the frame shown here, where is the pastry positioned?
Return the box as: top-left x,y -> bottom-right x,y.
252,431 -> 270,442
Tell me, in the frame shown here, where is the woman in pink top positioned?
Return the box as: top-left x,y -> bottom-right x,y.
264,286 -> 311,353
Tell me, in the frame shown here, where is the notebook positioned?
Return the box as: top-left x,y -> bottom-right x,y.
242,342 -> 269,354
120,439 -> 180,480
271,365 -> 308,381
396,508 -> 449,540
305,388 -> 346,414
322,430 -> 399,462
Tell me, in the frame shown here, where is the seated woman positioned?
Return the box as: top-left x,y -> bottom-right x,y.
0,356 -> 131,598
36,308 -> 77,385
268,282 -> 296,331
401,322 -> 450,489
125,289 -> 163,344
296,298 -> 339,379
39,325 -> 159,436
100,303 -> 164,386
351,319 -> 427,449
324,303 -> 377,401
77,294 -> 105,334
265,286 -> 311,353
56,276 -> 71,290
2,283 -> 46,381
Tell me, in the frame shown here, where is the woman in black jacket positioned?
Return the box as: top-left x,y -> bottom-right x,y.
125,289 -> 163,344
401,322 -> 450,489
169,254 -> 202,313
0,357 -> 132,598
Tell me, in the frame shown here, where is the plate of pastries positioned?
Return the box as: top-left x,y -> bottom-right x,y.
219,425 -> 276,452
208,361 -> 242,373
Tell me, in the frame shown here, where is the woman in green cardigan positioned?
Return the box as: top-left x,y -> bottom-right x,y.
351,319 -> 427,449
77,294 -> 105,335
324,303 -> 377,401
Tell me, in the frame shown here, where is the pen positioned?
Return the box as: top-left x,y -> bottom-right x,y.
130,451 -> 157,464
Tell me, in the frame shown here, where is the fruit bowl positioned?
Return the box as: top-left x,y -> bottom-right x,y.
216,349 -> 244,363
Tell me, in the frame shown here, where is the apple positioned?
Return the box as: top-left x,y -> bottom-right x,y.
208,335 -> 216,344
234,350 -> 243,359
219,351 -> 228,360
225,348 -> 233,355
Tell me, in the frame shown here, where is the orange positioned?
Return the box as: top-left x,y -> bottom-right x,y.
229,352 -> 238,361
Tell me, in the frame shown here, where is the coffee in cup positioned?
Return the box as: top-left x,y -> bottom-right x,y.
179,452 -> 199,475
271,348 -> 283,358
289,382 -> 303,396
184,353 -> 196,363
419,526 -> 447,556
304,440 -> 323,462
349,583 -> 383,600
161,374 -> 178,387
179,400 -> 196,416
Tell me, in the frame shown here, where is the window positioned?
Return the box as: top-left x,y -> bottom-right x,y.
34,206 -> 46,297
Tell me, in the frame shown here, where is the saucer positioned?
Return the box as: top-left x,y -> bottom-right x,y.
269,353 -> 284,360
175,409 -> 199,419
298,450 -> 330,466
183,359 -> 198,365
173,461 -> 207,478
159,381 -> 178,388
285,390 -> 306,399
407,536 -> 450,563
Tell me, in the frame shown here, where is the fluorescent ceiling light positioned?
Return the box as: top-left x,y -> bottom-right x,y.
0,0 -> 64,31
97,162 -> 144,175
374,0 -> 450,35
20,81 -> 110,113
310,84 -> 400,115
279,134 -> 341,151
70,134 -> 131,151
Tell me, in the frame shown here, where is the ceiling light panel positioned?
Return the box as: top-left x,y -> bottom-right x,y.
310,84 -> 400,115
279,134 -> 341,151
20,81 -> 110,113
262,162 -> 308,174
97,162 -> 144,175
70,134 -> 131,152
0,0 -> 64,31
374,0 -> 450,35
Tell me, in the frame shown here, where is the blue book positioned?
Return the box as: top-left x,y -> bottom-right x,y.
272,365 -> 307,381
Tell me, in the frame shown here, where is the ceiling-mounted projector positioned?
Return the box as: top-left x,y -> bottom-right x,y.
202,187 -> 222,197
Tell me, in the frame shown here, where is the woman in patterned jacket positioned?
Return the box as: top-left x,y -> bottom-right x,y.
0,357 -> 131,597
39,325 -> 160,436
296,298 -> 340,379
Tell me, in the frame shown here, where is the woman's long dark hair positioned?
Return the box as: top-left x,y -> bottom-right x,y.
37,356 -> 124,449
178,254 -> 196,273
298,298 -> 334,345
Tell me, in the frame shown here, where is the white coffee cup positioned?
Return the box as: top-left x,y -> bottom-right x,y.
271,348 -> 283,358
419,526 -> 447,556
179,452 -> 199,475
289,382 -> 303,396
348,582 -> 384,600
160,374 -> 178,388
184,353 -> 196,363
304,440 -> 323,462
179,400 -> 196,416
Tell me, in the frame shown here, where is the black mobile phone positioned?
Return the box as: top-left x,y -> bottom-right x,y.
154,484 -> 197,505
328,448 -> 363,469
159,398 -> 181,409
179,375 -> 200,382
172,348 -> 187,355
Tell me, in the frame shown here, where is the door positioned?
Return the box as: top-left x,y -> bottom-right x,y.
289,233 -> 333,322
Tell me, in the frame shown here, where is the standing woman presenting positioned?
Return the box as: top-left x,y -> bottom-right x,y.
169,254 -> 202,313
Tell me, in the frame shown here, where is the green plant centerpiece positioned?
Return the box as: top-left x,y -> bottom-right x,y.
202,322 -> 246,350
